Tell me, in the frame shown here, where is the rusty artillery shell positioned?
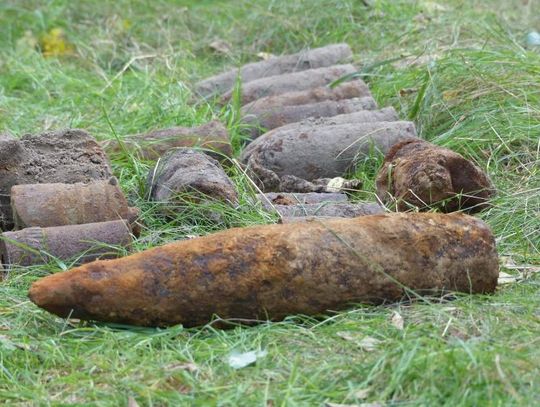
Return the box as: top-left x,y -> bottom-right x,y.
241,80 -> 371,112
1,220 -> 132,267
270,107 -> 399,131
101,120 -> 232,160
11,180 -> 131,229
241,97 -> 378,139
195,43 -> 352,98
241,121 -> 417,191
221,64 -> 357,105
376,139 -> 495,213
147,148 -> 238,207
29,213 -> 499,327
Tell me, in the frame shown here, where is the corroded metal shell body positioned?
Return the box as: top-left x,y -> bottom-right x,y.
29,213 -> 498,327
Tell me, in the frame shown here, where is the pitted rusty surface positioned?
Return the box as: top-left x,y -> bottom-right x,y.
11,180 -> 130,229
241,97 -> 379,139
376,139 -> 495,212
146,148 -> 238,209
241,121 -> 417,190
102,120 -> 232,160
29,213 -> 499,327
271,195 -> 295,205
241,80 -> 371,112
1,220 -> 132,267
269,107 -> 399,131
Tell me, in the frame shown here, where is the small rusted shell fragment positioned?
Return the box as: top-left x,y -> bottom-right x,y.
1,220 -> 132,267
10,180 -> 132,229
274,107 -> 399,131
256,192 -> 382,218
102,120 -> 232,160
376,139 -> 495,212
29,213 -> 499,327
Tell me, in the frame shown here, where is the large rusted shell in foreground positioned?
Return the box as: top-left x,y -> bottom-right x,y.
29,213 -> 499,327
376,139 -> 495,212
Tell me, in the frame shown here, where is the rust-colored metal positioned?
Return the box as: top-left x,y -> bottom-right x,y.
267,107 -> 398,132
241,97 -> 378,139
29,213 -> 499,327
221,64 -> 357,105
147,149 -> 238,208
1,220 -> 132,267
102,120 -> 232,160
195,43 -> 352,98
11,180 -> 132,229
376,139 -> 495,212
241,80 -> 371,112
241,121 -> 417,191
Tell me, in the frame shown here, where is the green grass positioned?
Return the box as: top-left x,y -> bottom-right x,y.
1,0 -> 539,405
